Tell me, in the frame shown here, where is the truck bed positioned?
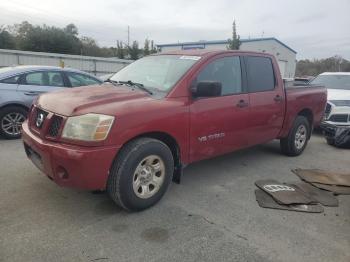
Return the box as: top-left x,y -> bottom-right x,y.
279,85 -> 327,138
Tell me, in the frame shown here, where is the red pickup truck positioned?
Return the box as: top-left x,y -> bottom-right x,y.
22,50 -> 326,211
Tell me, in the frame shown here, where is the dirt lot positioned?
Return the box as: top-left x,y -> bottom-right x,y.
0,133 -> 349,262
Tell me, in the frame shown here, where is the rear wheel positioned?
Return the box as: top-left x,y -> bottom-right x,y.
0,106 -> 27,139
107,138 -> 174,211
280,116 -> 310,156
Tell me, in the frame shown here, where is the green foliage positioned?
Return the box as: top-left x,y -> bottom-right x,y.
0,26 -> 16,49
116,40 -> 125,59
128,41 -> 140,60
143,38 -> 150,56
0,21 -> 158,60
227,20 -> 241,50
150,40 -> 157,54
296,56 -> 350,76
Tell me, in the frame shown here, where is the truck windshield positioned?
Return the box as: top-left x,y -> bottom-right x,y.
110,55 -> 200,92
310,75 -> 350,90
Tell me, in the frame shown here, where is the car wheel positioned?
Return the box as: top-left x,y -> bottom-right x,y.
280,116 -> 310,156
107,137 -> 174,211
0,106 -> 27,139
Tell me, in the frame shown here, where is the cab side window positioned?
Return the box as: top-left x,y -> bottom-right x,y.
245,56 -> 275,92
197,56 -> 242,96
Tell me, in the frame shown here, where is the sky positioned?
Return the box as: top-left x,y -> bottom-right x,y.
1,0 -> 349,60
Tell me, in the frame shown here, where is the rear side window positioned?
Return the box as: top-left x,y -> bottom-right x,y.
0,75 -> 20,84
197,56 -> 242,95
47,72 -> 64,87
67,72 -> 100,87
246,56 -> 275,92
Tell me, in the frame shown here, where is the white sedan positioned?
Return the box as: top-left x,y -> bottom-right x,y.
310,72 -> 350,126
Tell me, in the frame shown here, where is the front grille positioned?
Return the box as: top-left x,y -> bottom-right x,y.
48,115 -> 63,137
329,114 -> 349,123
30,106 -> 65,139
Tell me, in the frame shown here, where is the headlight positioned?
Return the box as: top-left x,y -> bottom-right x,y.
62,114 -> 114,141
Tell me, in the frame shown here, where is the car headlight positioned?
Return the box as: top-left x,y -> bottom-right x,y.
62,114 -> 114,141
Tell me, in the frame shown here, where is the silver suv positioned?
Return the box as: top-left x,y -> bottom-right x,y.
0,66 -> 102,139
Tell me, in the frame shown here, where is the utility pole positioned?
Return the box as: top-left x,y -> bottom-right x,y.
127,25 -> 130,47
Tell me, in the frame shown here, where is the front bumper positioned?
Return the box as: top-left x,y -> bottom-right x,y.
22,121 -> 120,190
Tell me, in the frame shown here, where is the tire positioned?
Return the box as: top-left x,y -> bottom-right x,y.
326,138 -> 335,146
0,106 -> 27,139
280,116 -> 310,156
107,138 -> 174,211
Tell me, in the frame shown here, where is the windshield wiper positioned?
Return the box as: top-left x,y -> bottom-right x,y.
117,80 -> 153,95
104,79 -> 118,86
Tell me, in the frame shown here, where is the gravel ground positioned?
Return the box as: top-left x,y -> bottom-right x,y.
0,133 -> 349,262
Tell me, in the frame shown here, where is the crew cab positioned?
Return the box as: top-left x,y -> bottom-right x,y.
21,50 -> 327,211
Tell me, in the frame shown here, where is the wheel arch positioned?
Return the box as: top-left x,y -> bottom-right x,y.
0,103 -> 30,112
118,131 -> 183,183
297,108 -> 313,139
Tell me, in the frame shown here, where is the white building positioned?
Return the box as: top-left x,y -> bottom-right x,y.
157,37 -> 296,78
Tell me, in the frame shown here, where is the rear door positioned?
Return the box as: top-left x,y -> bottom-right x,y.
189,55 -> 250,162
17,71 -> 66,107
244,56 -> 285,146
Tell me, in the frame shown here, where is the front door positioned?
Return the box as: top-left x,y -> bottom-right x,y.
189,55 -> 250,162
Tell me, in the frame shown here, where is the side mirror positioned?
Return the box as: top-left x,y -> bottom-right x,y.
191,81 -> 222,98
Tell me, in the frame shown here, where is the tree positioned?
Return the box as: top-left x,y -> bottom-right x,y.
0,26 -> 16,49
128,41 -> 139,60
150,40 -> 157,54
80,36 -> 101,56
295,56 -> 350,76
227,20 -> 241,50
143,38 -> 150,56
116,40 -> 125,59
9,21 -> 81,54
64,24 -> 78,36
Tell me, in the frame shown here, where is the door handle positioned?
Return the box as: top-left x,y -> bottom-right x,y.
24,91 -> 40,96
274,95 -> 283,102
236,99 -> 249,108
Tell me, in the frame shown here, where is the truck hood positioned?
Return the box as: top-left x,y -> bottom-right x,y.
327,88 -> 350,101
36,83 -> 149,116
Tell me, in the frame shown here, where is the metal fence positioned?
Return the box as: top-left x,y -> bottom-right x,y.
0,49 -> 132,76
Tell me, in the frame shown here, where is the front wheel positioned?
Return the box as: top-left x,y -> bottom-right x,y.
107,138 -> 174,211
0,106 -> 27,139
280,116 -> 310,156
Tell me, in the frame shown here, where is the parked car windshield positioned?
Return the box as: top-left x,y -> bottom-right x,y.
110,55 -> 200,92
310,74 -> 350,90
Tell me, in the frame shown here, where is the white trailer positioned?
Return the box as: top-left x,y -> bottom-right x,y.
0,49 -> 132,76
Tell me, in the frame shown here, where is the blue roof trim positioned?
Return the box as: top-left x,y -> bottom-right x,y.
157,37 -> 297,54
